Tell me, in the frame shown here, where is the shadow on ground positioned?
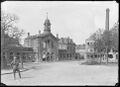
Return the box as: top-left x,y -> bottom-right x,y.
80,61 -> 118,67
28,64 -> 53,70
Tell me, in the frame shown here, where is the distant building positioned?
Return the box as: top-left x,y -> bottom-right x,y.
75,44 -> 86,59
24,15 -> 59,62
85,34 -> 97,61
58,37 -> 76,60
85,8 -> 118,63
1,29 -> 34,68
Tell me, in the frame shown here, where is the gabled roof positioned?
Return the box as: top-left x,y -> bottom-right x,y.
25,32 -> 58,41
58,37 -> 75,44
76,44 -> 85,49
87,33 -> 96,40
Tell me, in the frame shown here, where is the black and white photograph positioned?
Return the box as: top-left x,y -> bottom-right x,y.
1,1 -> 119,86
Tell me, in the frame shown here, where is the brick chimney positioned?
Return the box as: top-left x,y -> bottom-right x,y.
28,32 -> 30,36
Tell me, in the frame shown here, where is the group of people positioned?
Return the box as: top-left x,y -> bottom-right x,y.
42,51 -> 54,62
42,52 -> 49,61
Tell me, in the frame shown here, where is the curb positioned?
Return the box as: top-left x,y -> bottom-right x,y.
1,68 -> 30,75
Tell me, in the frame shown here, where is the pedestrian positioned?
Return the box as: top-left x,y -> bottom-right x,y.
46,52 -> 49,62
42,52 -> 46,61
11,56 -> 21,80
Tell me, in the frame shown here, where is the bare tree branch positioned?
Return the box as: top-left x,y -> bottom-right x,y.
1,11 -> 24,42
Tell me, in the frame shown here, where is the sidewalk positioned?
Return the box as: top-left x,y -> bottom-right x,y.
1,62 -> 38,75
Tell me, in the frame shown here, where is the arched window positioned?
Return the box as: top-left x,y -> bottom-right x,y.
10,52 -> 13,62
43,42 -> 46,48
17,53 -> 20,59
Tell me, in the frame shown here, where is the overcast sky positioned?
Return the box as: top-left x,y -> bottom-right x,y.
1,1 -> 118,45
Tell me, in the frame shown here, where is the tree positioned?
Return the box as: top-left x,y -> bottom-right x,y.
1,11 -> 25,68
1,11 -> 25,42
102,30 -> 112,64
93,29 -> 105,63
8,26 -> 25,42
93,22 -> 118,64
109,22 -> 119,51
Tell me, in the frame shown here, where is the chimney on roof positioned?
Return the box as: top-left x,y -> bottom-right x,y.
39,30 -> 41,34
56,34 -> 59,38
28,32 -> 30,37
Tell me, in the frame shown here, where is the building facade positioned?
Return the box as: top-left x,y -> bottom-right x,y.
24,16 -> 59,62
58,37 -> 76,60
85,8 -> 118,63
85,36 -> 98,62
1,29 -> 34,69
75,44 -> 86,59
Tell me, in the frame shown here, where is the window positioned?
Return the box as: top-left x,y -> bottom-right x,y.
67,47 -> 69,50
91,55 -> 93,58
67,54 -> 69,58
90,49 -> 93,52
10,52 -> 13,55
3,52 -> 5,55
95,55 -> 97,58
48,40 -> 50,44
43,42 -> 46,48
116,54 -> 118,59
87,55 -> 89,58
51,42 -> 54,48
17,53 -> 20,59
87,42 -> 89,45
17,53 -> 20,55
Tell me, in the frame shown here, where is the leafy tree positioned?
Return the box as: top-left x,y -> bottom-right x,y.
93,22 -> 118,64
94,29 -> 104,52
109,22 -> 119,51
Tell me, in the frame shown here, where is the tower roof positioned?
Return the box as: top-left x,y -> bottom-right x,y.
44,13 -> 51,26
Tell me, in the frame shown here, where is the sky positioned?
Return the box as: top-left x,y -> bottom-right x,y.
1,1 -> 118,45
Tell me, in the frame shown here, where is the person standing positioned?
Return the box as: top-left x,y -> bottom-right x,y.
11,56 -> 21,80
42,52 -> 46,61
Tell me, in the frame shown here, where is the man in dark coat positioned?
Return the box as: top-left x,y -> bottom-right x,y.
11,56 -> 21,80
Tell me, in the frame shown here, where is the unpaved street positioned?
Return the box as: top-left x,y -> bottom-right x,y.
1,61 -> 118,86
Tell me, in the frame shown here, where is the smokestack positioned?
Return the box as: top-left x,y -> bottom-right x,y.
105,8 -> 110,31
